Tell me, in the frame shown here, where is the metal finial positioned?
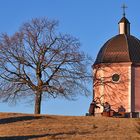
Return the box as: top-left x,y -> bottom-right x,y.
121,4 -> 127,17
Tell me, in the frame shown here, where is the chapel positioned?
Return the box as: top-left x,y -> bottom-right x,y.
93,6 -> 140,117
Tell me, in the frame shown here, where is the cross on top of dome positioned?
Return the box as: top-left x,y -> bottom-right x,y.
121,4 -> 127,17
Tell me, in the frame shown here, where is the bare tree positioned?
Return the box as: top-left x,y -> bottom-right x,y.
0,18 -> 92,114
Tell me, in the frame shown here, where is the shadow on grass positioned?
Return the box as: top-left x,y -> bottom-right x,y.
136,120 -> 140,134
0,115 -> 45,124
0,134 -> 48,140
0,131 -> 79,140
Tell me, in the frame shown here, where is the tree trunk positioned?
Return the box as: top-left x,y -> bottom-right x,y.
34,92 -> 42,114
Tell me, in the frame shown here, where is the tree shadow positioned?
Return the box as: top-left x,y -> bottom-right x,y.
0,134 -> 47,140
136,120 -> 140,134
0,115 -> 46,124
0,134 -> 48,140
0,131 -> 82,140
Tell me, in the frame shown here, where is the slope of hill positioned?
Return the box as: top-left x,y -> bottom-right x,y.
0,113 -> 140,140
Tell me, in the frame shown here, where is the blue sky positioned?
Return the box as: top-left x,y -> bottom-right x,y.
0,0 -> 140,115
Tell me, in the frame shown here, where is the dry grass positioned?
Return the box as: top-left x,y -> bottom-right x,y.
0,113 -> 140,140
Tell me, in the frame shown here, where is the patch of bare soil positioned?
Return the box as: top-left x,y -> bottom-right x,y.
0,113 -> 140,140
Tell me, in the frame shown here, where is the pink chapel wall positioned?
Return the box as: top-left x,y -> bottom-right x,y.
93,63 -> 132,113
132,64 -> 140,112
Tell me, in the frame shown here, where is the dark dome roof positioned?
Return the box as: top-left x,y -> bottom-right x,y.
94,34 -> 140,64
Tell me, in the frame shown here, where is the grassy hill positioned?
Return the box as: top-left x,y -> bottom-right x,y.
0,113 -> 140,140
